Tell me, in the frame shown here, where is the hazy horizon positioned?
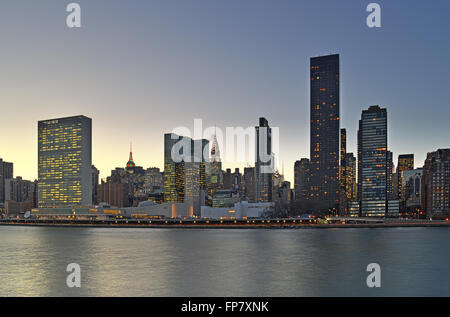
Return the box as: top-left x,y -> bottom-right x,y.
1,0 -> 450,183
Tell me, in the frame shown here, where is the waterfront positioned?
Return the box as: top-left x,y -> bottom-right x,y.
0,226 -> 449,297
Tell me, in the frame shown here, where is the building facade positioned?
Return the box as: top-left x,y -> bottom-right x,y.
0,158 -> 13,204
310,54 -> 340,212
421,149 -> 450,217
255,117 -> 273,202
294,158 -> 311,203
396,154 -> 414,202
244,167 -> 256,203
163,133 -> 209,215
38,116 -> 92,207
358,106 -> 389,217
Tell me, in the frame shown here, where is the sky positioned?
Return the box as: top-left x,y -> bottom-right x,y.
1,0 -> 450,183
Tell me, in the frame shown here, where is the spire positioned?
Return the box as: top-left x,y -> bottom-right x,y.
211,130 -> 221,162
126,142 -> 136,169
129,142 -> 133,162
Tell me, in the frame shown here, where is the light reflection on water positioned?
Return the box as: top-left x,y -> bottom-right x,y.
0,226 -> 449,297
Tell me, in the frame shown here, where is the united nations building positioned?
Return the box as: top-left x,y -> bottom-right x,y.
38,115 -> 92,207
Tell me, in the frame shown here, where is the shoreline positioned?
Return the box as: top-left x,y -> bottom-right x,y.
1,220 -> 449,230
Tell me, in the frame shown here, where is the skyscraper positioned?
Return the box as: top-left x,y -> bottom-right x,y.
310,54 -> 340,212
244,167 -> 256,202
163,133 -> 209,215
38,115 -> 92,207
209,133 -> 223,187
0,158 -> 13,204
164,133 -> 182,202
92,165 -> 99,205
255,117 -> 273,202
294,158 -> 311,203
421,149 -> 450,217
387,151 -> 394,200
339,128 -> 347,213
344,153 -> 357,202
358,106 -> 389,217
396,154 -> 414,202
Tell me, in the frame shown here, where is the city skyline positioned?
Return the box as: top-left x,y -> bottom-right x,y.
1,1 -> 450,184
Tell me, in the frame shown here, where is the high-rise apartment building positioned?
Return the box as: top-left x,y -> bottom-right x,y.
387,151 -> 394,200
38,116 -> 92,207
344,153 -> 357,202
310,54 -> 340,211
255,117 -> 273,202
163,133 -> 209,215
396,154 -> 414,202
294,158 -> 311,203
92,165 -> 99,205
244,167 -> 256,202
0,158 -> 13,204
421,149 -> 450,217
4,176 -> 35,204
358,106 -> 389,217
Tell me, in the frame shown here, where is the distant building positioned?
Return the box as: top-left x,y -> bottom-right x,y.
310,54 -> 340,212
387,151 -> 394,200
30,202 -> 193,220
421,149 -> 450,217
273,180 -> 291,213
243,167 -> 256,202
97,180 -> 131,208
4,177 -> 36,205
401,168 -> 423,213
294,158 -> 310,203
92,165 -> 99,205
212,189 -> 240,208
344,153 -> 357,202
163,133 -> 209,216
38,115 -> 92,207
397,154 -> 414,202
209,133 -> 223,187
358,106 -> 397,217
255,117 -> 273,202
222,168 -> 233,190
5,200 -> 33,217
339,128 -> 347,213
144,167 -> 163,193
201,201 -> 275,219
0,158 -> 13,204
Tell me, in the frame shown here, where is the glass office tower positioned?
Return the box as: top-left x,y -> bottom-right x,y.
310,54 -> 340,212
358,106 -> 388,217
255,117 -> 273,202
38,115 -> 92,207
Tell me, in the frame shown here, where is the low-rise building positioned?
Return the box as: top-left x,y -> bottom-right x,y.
201,201 -> 274,219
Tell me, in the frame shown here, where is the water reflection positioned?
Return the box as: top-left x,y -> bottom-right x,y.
0,226 -> 449,296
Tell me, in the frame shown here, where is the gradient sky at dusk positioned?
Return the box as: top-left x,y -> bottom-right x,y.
1,0 -> 450,183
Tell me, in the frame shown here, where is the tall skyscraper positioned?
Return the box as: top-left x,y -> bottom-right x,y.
255,117 -> 273,202
244,167 -> 256,202
163,133 -> 209,215
401,168 -> 423,213
0,158 -> 13,204
396,154 -> 414,202
310,54 -> 340,212
38,115 -> 92,207
344,153 -> 357,202
387,151 -> 394,200
339,128 -> 347,213
358,106 -> 388,217
294,158 -> 311,203
421,149 -> 450,217
209,133 -> 223,187
92,165 -> 99,205
164,133 -> 182,202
